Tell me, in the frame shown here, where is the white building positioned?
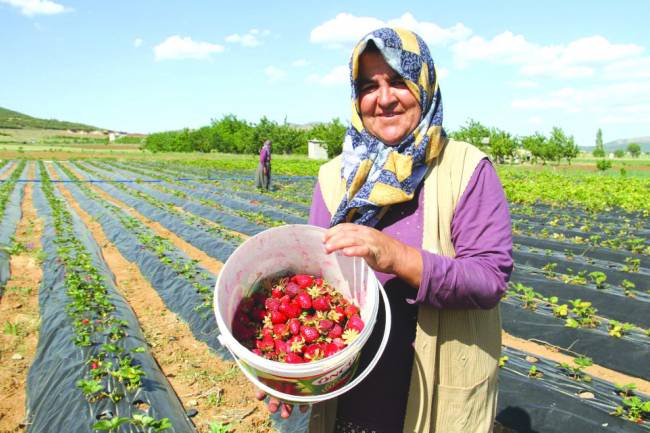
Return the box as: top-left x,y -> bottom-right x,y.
308,139 -> 328,160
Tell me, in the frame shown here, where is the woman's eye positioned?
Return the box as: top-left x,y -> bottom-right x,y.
359,83 -> 377,93
391,79 -> 407,87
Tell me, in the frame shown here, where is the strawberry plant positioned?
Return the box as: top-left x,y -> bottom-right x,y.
622,257 -> 640,273
588,271 -> 607,289
558,356 -> 592,382
607,320 -> 635,338
610,396 -> 650,423
528,365 -> 543,379
93,417 -> 130,432
621,279 -> 636,296
615,383 -> 637,398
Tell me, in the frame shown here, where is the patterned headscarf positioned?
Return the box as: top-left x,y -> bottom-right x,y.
330,27 -> 446,227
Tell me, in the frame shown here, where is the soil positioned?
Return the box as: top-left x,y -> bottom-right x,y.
0,164 -> 44,433
46,163 -> 275,432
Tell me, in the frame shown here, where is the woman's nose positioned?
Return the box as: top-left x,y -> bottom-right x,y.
377,83 -> 397,108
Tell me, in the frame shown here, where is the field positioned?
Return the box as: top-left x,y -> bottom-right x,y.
0,153 -> 649,433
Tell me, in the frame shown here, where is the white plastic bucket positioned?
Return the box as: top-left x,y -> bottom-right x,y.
214,224 -> 391,404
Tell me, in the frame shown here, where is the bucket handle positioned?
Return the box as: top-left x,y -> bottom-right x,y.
217,282 -> 392,404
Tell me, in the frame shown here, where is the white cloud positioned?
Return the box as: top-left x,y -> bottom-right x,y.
1,0 -> 68,16
226,28 -> 270,47
512,82 -> 650,121
528,116 -> 543,125
452,32 -> 644,80
436,67 -> 449,80
291,59 -> 308,67
310,12 -> 471,49
511,80 -> 539,88
386,13 -> 471,46
133,38 -> 143,48
306,65 -> 349,86
603,56 -> 650,80
154,35 -> 224,61
264,66 -> 286,82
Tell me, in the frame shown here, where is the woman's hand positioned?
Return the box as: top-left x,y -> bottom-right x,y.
323,223 -> 423,288
255,389 -> 309,419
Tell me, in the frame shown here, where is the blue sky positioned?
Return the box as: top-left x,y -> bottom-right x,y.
1,0 -> 649,147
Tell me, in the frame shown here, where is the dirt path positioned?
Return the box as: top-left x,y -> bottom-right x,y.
0,163 -> 43,433
45,164 -> 275,432
502,331 -> 650,394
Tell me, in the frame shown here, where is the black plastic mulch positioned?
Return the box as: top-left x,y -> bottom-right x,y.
0,162 -> 27,295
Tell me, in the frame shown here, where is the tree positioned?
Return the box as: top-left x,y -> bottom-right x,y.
627,142 -> 641,157
450,119 -> 490,149
310,118 -> 347,157
614,149 -> 625,158
593,128 -> 605,157
596,159 -> 612,171
488,128 -> 518,163
521,132 -> 547,164
561,134 -> 579,165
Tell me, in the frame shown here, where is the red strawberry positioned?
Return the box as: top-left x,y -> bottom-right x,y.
346,314 -> 365,332
318,319 -> 334,333
270,310 -> 287,324
271,287 -> 283,298
314,277 -> 323,287
285,281 -> 302,298
256,335 -> 275,352
252,348 -> 263,356
280,301 -> 302,319
81,318 -> 90,325
324,342 -> 340,357
312,296 -> 330,311
265,297 -> 281,312
252,308 -> 266,321
301,325 -> 319,343
291,274 -> 314,290
331,338 -> 346,349
288,318 -> 301,335
91,362 -> 99,369
303,344 -> 323,361
344,304 -> 359,318
285,352 -> 304,363
273,323 -> 288,337
274,338 -> 288,354
327,324 -> 343,339
260,327 -> 273,338
295,292 -> 312,310
288,335 -> 304,353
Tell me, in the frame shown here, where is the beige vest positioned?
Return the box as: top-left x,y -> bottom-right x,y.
309,139 -> 501,433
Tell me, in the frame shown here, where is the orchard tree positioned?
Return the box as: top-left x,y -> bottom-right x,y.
488,128 -> 518,163
614,149 -> 625,158
450,119 -> 490,149
593,128 -> 605,157
627,142 -> 641,157
521,132 -> 547,164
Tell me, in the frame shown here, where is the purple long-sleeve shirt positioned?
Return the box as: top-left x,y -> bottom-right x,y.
308,158 -> 513,432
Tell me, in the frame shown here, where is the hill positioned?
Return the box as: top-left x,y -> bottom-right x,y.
0,106 -> 99,131
604,136 -> 650,153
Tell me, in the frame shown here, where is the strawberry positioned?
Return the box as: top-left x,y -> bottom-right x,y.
327,324 -> 343,339
303,344 -> 323,361
344,304 -> 360,318
301,325 -> 320,343
318,319 -> 334,333
285,352 -> 304,363
346,314 -> 365,332
331,338 -> 346,349
314,277 -> 323,287
251,308 -> 267,321
274,338 -> 288,354
280,301 -> 302,319
273,323 -> 288,338
324,342 -> 340,357
91,362 -> 99,369
295,292 -> 312,310
291,274 -> 314,290
271,287 -> 283,298
256,335 -> 275,352
288,318 -> 301,335
264,297 -> 281,312
285,281 -> 302,298
81,318 -> 90,325
288,335 -> 304,353
252,348 -> 263,356
312,296 -> 330,312
270,310 -> 287,324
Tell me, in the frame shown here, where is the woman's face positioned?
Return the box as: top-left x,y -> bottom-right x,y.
358,49 -> 421,146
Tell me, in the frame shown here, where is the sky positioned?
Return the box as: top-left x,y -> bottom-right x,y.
1,0 -> 649,147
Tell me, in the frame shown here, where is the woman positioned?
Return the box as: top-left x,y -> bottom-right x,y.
256,139 -> 272,191
263,28 -> 512,433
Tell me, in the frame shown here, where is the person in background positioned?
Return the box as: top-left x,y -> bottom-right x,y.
260,27 -> 513,433
256,139 -> 272,191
